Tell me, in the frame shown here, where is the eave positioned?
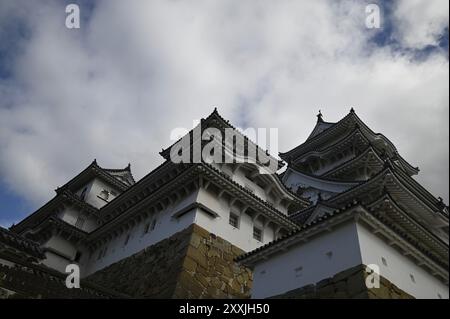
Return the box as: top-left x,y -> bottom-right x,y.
23,216 -> 88,244
236,203 -> 448,284
60,160 -> 131,192
367,193 -> 448,260
327,164 -> 448,223
85,163 -> 300,247
321,145 -> 385,179
159,108 -> 283,170
0,226 -> 45,259
280,110 -> 419,176
10,189 -> 99,234
289,126 -> 370,167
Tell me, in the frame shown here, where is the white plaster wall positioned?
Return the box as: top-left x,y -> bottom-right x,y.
41,235 -> 83,273
83,178 -> 120,209
42,251 -> 71,273
82,183 -> 281,276
44,235 -> 78,259
82,192 -> 199,276
59,206 -> 79,225
58,206 -> 98,232
356,223 -> 449,299
194,187 -> 275,252
251,221 -> 362,299
232,168 -> 267,202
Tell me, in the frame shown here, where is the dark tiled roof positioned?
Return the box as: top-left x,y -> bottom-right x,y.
160,108 -> 284,169
0,226 -> 45,259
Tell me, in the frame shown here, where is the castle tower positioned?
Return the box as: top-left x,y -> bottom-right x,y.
6,108 -> 309,298
238,109 -> 449,299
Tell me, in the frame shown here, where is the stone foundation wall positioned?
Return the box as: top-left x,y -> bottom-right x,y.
87,224 -> 252,298
270,264 -> 413,299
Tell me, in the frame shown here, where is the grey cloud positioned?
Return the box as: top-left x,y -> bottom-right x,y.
0,0 -> 448,221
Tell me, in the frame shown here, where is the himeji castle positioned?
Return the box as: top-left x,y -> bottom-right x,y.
0,108 -> 448,299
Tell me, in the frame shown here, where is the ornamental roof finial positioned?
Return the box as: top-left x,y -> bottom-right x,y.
317,110 -> 323,122
350,107 -> 355,113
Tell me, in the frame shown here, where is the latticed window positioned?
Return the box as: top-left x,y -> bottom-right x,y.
253,226 -> 263,242
229,213 -> 239,228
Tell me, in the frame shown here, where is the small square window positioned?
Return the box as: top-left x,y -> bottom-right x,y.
229,213 -> 239,228
253,226 -> 263,242
99,190 -> 110,201
150,219 -> 157,231
74,251 -> 82,263
294,266 -> 303,277
143,223 -> 150,235
124,234 -> 131,246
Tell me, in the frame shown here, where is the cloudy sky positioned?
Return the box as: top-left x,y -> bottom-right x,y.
0,0 -> 448,227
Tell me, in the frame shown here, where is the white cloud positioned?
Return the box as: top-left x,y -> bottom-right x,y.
0,0 -> 448,220
393,0 -> 449,49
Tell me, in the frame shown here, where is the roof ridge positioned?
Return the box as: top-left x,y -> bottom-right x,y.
321,144 -> 384,178
280,109 -> 355,157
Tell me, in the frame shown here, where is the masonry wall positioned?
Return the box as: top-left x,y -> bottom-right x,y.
270,264 -> 414,299
86,224 -> 252,298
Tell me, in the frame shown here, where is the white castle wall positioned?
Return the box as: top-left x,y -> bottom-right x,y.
249,221 -> 449,299
194,186 -> 276,252
42,235 -> 79,273
81,178 -> 120,209
357,223 -> 449,299
81,191 -> 199,276
79,180 -> 280,276
250,221 -> 362,299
